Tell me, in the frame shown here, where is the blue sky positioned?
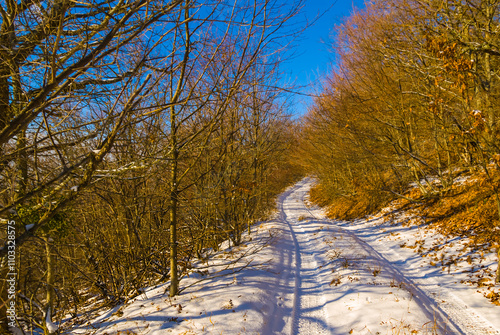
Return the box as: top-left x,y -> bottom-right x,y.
284,0 -> 366,117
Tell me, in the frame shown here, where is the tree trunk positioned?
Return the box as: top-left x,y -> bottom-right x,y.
44,237 -> 56,334
169,146 -> 179,297
168,2 -> 189,297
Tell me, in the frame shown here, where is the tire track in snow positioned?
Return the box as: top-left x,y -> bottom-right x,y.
267,183 -> 302,334
279,184 -> 302,334
299,179 -> 500,335
283,179 -> 329,334
381,246 -> 500,335
335,226 -> 463,334
269,179 -> 330,334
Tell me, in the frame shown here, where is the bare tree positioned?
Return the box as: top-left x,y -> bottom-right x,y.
0,0 -> 185,331
0,0 -> 305,331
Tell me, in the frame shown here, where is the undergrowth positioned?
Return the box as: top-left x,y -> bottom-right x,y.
310,182 -> 394,220
398,172 -> 500,250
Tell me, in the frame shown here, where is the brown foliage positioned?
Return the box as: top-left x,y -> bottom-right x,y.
299,0 -> 500,286
397,171 -> 500,249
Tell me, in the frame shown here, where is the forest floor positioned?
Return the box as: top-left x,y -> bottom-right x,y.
71,178 -> 500,335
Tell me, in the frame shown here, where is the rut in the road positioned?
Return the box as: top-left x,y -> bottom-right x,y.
267,178 -> 500,335
284,193 -> 329,334
268,180 -> 330,334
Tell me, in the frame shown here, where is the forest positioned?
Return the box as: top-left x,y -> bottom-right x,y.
299,0 -> 500,289
0,0 -> 303,333
1,0 -> 500,334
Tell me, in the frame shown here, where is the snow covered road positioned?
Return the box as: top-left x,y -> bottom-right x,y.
264,178 -> 500,334
266,180 -> 331,334
72,178 -> 500,335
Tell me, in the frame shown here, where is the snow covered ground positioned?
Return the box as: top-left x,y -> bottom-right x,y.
70,178 -> 500,334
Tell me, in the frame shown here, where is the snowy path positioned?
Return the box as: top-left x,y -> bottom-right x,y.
268,180 -> 331,334
72,178 -> 500,335
264,178 -> 500,335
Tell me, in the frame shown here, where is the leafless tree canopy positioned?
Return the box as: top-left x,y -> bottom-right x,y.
0,0 -> 304,333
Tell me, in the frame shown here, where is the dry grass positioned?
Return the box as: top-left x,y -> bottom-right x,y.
310,182 -> 392,220
397,172 -> 500,248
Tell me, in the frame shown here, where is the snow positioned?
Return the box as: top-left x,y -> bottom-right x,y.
46,308 -> 59,333
68,178 -> 500,335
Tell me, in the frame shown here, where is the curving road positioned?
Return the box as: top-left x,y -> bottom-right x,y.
263,178 -> 500,335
